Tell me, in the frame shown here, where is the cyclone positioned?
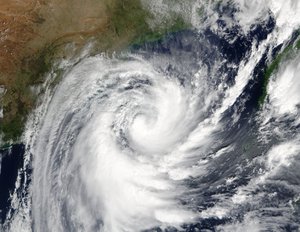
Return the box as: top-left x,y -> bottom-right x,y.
2,0 -> 300,232
33,56 -> 202,231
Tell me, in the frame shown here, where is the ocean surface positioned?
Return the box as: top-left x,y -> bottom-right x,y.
1,1 -> 300,231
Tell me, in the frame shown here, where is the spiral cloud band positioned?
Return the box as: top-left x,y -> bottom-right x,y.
33,56 -> 213,231
3,1 -> 300,231
31,42 -> 300,232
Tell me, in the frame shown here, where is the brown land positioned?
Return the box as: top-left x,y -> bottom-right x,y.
0,0 -> 147,142
0,0 -> 186,142
0,0 -> 114,79
0,0 -> 109,142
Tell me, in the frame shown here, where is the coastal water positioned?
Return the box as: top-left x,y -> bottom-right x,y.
0,145 -> 25,223
1,1 -> 300,231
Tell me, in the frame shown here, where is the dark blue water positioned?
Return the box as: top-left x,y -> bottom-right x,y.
1,8 -> 300,231
0,144 -> 25,223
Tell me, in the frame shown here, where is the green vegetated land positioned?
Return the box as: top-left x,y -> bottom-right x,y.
0,0 -> 189,145
258,35 -> 300,106
0,44 -> 59,143
107,0 -> 190,47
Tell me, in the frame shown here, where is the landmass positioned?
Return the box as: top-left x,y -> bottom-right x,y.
2,0 -> 295,145
0,0 -> 188,145
258,34 -> 300,106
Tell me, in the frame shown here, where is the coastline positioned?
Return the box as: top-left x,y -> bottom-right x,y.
0,0 -> 189,146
